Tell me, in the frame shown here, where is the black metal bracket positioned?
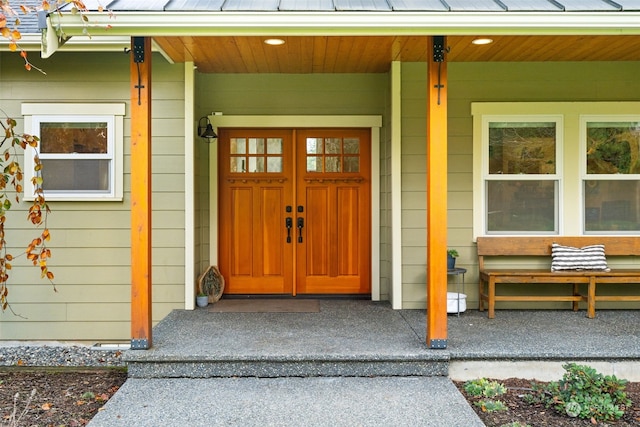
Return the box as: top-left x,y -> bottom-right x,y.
130,338 -> 150,350
132,37 -> 145,63
432,36 -> 445,63
428,338 -> 447,349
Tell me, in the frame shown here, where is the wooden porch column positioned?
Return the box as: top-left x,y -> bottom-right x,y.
426,36 -> 448,349
130,37 -> 153,350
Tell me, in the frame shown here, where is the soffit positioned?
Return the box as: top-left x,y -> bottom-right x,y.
153,35 -> 640,73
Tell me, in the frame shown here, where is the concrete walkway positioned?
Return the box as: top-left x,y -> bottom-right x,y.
88,300 -> 640,426
89,376 -> 482,426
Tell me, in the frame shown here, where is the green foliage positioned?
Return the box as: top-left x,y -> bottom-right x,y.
0,113 -> 54,313
524,363 -> 630,422
464,378 -> 507,397
475,399 -> 508,412
447,249 -> 459,258
464,378 -> 509,414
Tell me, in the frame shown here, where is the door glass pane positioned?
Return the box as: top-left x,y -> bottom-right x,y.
248,157 -> 264,173
486,180 -> 557,233
306,138 -> 322,154
248,138 -> 264,154
307,156 -> 322,172
344,138 -> 360,154
231,138 -> 246,154
584,180 -> 640,232
267,157 -> 282,173
40,122 -> 108,154
344,156 -> 359,172
325,138 -> 341,154
325,156 -> 341,172
488,122 -> 556,175
231,157 -> 246,173
586,122 -> 640,174
267,138 -> 282,154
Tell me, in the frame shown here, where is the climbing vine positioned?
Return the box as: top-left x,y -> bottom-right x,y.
0,114 -> 54,312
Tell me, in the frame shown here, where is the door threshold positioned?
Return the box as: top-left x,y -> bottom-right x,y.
221,294 -> 371,300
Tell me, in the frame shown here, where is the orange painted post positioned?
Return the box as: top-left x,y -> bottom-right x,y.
130,37 -> 153,350
426,36 -> 448,349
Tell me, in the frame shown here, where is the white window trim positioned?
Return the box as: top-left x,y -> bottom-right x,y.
21,103 -> 125,201
473,102 -> 640,239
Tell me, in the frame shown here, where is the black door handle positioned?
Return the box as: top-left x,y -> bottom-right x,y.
285,217 -> 293,243
297,217 -> 304,243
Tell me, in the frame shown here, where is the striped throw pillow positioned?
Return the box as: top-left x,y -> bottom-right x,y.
551,243 -> 610,272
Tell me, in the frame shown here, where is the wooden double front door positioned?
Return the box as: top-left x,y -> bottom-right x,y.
218,128 -> 371,295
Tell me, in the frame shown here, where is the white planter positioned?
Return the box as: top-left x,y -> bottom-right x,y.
196,295 -> 209,308
447,292 -> 466,313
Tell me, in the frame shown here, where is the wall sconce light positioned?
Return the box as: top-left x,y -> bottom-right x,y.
198,116 -> 217,142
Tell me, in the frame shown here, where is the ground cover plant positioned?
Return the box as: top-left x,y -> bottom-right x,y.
457,363 -> 640,427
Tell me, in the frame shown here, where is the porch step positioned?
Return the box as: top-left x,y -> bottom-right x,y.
123,301 -> 448,379
125,354 -> 449,378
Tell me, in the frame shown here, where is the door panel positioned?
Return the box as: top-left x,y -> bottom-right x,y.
219,129 -> 293,294
296,129 -> 371,295
219,128 -> 370,295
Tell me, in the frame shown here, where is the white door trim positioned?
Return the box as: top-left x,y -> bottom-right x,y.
208,115 -> 382,300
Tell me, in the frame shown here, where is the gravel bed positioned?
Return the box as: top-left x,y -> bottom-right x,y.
0,343 -> 127,368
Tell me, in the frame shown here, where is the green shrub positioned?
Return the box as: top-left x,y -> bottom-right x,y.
463,378 -> 507,398
524,363 -> 630,422
475,399 -> 508,412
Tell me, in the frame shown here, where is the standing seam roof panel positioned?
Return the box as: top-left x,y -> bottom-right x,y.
499,0 -> 563,11
222,0 -> 280,11
389,0 -> 449,11
166,0 -> 225,11
334,0 -> 392,10
278,0 -> 335,10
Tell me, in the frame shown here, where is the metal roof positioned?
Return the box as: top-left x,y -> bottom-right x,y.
67,0 -> 640,11
8,0 -> 640,36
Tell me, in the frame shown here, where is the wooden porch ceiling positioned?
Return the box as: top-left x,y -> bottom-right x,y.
154,35 -> 640,73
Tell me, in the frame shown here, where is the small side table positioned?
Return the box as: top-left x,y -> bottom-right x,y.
447,267 -> 467,316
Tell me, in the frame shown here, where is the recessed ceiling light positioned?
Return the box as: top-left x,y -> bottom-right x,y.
264,38 -> 285,46
472,38 -> 494,45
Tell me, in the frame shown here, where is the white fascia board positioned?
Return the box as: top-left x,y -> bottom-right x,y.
0,34 -> 130,51
49,11 -> 640,37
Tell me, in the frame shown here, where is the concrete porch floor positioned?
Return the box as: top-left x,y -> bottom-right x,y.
124,300 -> 640,381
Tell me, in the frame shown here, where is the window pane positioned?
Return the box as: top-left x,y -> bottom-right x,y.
344,138 -> 360,154
231,138 -> 246,154
325,138 -> 341,154
42,159 -> 110,191
325,156 -> 341,172
248,138 -> 264,154
306,138 -> 322,154
586,122 -> 640,174
40,122 -> 108,154
584,180 -> 640,232
486,180 -> 557,233
488,122 -> 556,175
307,156 -> 322,172
230,157 -> 245,173
267,138 -> 282,154
267,157 -> 282,173
248,157 -> 264,173
344,156 -> 359,172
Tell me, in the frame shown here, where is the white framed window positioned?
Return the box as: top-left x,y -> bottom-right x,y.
581,116 -> 640,234
473,102 -> 640,237
479,115 -> 562,235
21,103 -> 125,201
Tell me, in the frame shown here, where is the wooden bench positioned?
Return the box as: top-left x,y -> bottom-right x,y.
477,236 -> 640,319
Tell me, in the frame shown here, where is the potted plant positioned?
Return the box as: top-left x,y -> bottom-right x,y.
196,292 -> 209,308
447,249 -> 459,270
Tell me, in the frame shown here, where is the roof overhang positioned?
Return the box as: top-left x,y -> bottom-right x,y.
49,11 -> 640,37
